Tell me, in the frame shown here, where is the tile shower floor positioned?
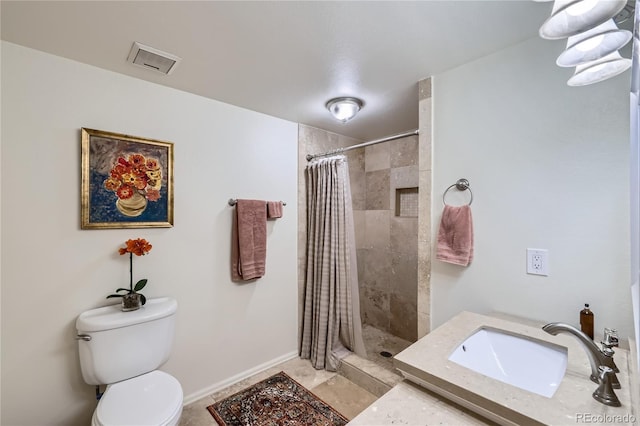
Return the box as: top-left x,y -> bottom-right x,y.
361,324 -> 413,371
179,326 -> 411,425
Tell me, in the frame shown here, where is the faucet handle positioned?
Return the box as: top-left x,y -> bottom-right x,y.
601,339 -> 616,351
602,346 -> 615,356
593,366 -> 621,407
603,327 -> 619,347
599,345 -> 620,374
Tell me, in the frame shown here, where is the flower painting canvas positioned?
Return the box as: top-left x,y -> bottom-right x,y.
81,128 -> 174,229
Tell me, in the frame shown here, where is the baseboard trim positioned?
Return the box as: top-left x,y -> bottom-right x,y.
182,350 -> 299,405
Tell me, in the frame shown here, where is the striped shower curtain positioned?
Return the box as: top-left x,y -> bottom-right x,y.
300,155 -> 366,371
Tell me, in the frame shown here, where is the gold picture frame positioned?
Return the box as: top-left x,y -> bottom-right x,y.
81,128 -> 174,229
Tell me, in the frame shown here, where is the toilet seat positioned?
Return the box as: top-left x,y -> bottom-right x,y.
92,370 -> 183,426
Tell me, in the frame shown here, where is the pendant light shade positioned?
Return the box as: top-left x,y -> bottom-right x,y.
326,97 -> 363,123
539,0 -> 627,40
567,51 -> 631,86
556,19 -> 631,67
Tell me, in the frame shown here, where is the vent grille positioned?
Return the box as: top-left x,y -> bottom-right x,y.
127,42 -> 181,75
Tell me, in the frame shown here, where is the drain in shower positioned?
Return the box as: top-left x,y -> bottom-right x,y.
379,351 -> 393,358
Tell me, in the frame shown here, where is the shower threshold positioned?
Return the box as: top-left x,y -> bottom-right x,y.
338,325 -> 413,397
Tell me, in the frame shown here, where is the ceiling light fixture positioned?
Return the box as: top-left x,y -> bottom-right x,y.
539,0 -> 627,40
567,51 -> 632,86
556,19 -> 631,67
326,97 -> 363,123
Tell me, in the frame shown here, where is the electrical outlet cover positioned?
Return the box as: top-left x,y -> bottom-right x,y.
527,248 -> 549,276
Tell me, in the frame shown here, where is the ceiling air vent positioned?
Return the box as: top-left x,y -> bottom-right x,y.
127,42 -> 181,75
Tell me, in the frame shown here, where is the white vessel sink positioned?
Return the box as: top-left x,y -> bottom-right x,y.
448,327 -> 568,397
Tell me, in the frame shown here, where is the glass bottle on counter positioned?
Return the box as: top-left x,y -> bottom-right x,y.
580,303 -> 594,340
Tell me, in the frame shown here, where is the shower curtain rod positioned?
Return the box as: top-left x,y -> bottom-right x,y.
305,129 -> 419,161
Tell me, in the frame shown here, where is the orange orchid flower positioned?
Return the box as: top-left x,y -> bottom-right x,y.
119,238 -> 152,256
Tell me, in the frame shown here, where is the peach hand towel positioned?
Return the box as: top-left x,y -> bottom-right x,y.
231,199 -> 267,280
436,204 -> 474,266
267,201 -> 283,219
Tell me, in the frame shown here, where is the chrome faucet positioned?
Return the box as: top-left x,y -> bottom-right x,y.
542,322 -> 620,389
593,366 -> 621,407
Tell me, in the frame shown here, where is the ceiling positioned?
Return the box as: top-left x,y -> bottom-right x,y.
1,1 -> 552,141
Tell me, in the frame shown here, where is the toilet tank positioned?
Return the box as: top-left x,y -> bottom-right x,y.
76,297 -> 177,385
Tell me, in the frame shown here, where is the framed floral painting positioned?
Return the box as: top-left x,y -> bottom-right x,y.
81,128 -> 174,229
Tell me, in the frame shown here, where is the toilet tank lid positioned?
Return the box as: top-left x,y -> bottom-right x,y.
76,297 -> 177,332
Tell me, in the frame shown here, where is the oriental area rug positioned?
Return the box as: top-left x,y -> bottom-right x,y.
207,371 -> 348,426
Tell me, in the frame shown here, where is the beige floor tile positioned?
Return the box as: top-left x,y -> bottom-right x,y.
311,375 -> 378,420
279,357 -> 337,389
180,342 -> 404,426
209,357 -> 337,402
178,395 -> 217,426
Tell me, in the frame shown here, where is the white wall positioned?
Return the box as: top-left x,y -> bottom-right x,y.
431,36 -> 633,340
630,2 -> 640,366
0,19 -> 4,425
631,88 -> 639,361
1,42 -> 298,426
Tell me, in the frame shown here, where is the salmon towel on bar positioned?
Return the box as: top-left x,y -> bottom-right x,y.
231,199 -> 267,280
267,201 -> 283,219
436,204 -> 474,266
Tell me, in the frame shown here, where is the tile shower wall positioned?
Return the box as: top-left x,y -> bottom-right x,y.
357,137 -> 419,341
298,124 -> 421,343
418,77 -> 433,338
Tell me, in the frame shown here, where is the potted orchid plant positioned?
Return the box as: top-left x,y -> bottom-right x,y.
107,238 -> 152,311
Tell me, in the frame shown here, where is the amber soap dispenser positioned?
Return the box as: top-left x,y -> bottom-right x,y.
580,303 -> 594,339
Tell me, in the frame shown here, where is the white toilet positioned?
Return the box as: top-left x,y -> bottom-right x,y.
76,297 -> 183,426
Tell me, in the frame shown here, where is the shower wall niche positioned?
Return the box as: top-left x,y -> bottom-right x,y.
355,137 -> 419,342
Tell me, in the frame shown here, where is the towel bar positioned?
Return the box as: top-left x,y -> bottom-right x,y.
443,179 -> 473,206
228,199 -> 287,206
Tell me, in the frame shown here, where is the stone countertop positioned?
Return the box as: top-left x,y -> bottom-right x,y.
350,311 -> 637,425
348,380 -> 496,425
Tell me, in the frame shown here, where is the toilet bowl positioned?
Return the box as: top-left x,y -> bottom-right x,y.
91,371 -> 183,426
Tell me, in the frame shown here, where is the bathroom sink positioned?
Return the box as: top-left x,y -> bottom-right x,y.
448,327 -> 567,397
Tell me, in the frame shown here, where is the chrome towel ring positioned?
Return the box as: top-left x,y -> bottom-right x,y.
443,178 -> 473,206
